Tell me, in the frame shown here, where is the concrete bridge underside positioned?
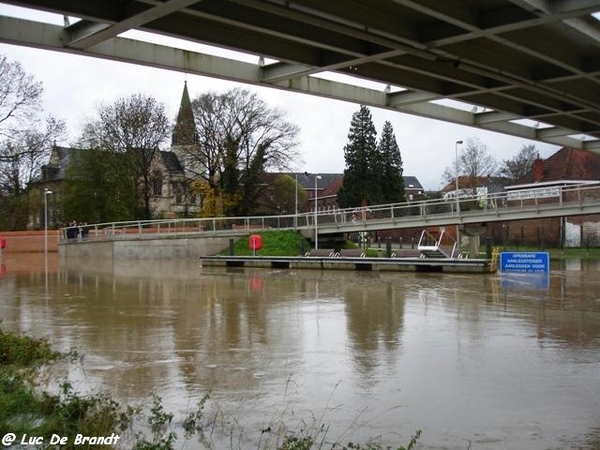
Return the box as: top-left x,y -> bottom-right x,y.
1,0 -> 600,151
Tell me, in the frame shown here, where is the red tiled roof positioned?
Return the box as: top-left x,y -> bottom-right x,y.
440,176 -> 493,192
515,147 -> 600,184
321,177 -> 343,197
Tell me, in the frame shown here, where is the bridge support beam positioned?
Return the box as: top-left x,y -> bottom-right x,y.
462,224 -> 488,259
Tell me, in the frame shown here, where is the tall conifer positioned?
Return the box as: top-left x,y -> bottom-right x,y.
337,105 -> 378,208
377,121 -> 405,203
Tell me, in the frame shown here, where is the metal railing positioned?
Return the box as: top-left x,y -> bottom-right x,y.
313,181 -> 600,232
417,228 -> 459,259
59,214 -> 303,243
59,182 -> 600,243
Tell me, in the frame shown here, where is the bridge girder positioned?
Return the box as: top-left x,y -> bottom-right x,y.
1,0 -> 600,151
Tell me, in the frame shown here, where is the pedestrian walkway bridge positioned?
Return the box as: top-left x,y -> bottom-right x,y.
61,182 -> 600,254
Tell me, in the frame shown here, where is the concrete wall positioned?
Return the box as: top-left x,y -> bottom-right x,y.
59,234 -> 235,260
0,230 -> 60,253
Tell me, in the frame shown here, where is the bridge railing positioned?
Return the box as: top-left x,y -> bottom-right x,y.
60,182 -> 600,242
59,214 -> 304,243
311,181 -> 600,230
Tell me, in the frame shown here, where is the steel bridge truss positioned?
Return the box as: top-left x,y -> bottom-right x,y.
1,0 -> 600,150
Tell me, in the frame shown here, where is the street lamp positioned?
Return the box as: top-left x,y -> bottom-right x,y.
294,173 -> 298,229
314,174 -> 322,249
455,140 -> 463,254
455,140 -> 463,212
44,188 -> 52,257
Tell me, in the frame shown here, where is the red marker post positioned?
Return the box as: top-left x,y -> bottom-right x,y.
249,234 -> 262,256
0,237 -> 5,263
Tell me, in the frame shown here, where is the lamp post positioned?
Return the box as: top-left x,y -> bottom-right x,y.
44,188 -> 52,257
455,140 -> 463,253
314,174 -> 322,249
294,173 -> 298,229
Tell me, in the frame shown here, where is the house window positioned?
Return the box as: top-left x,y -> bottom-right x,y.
152,170 -> 163,196
173,182 -> 183,204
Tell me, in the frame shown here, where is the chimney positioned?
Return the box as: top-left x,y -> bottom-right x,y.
533,154 -> 544,182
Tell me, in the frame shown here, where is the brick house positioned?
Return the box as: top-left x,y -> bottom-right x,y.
498,147 -> 600,247
256,172 -> 425,214
440,176 -> 508,210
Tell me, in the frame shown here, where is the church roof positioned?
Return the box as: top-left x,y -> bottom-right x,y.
35,146 -> 185,183
172,81 -> 197,146
160,151 -> 184,173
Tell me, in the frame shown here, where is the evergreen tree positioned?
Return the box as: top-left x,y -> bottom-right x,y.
337,105 -> 378,208
377,121 -> 405,203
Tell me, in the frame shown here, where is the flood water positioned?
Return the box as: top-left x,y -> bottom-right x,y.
1,253 -> 600,449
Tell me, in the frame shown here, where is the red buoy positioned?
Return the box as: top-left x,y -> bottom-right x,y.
249,234 -> 262,252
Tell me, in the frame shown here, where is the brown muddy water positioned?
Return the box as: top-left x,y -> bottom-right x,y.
1,253 -> 600,449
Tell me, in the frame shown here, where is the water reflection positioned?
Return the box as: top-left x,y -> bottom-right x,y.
1,253 -> 600,449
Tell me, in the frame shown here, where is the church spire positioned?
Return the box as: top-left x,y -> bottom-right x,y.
172,81 -> 197,146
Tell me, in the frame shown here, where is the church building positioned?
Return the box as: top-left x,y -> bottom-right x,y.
32,83 -> 202,227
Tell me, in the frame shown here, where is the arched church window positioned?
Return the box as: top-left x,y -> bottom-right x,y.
152,170 -> 163,196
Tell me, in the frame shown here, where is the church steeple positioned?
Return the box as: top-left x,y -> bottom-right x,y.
172,81 -> 197,146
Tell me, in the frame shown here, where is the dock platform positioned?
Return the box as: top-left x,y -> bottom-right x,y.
200,255 -> 495,273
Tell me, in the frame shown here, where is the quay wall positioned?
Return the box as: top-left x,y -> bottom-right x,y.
59,234 -> 235,260
0,230 -> 60,253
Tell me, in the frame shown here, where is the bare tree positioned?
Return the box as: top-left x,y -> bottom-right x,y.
0,54 -> 54,186
442,136 -> 498,194
185,88 -> 300,216
0,55 -> 66,230
0,55 -> 44,139
499,143 -> 538,182
0,117 -> 66,196
78,93 -> 170,219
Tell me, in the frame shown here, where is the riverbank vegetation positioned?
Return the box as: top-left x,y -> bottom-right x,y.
221,230 -> 377,257
0,327 -> 420,449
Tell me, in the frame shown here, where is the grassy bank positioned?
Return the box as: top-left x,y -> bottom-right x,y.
0,327 -> 420,449
221,229 -> 309,256
220,230 -> 378,257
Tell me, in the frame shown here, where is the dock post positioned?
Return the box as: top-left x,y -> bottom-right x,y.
386,238 -> 392,258
485,238 -> 492,259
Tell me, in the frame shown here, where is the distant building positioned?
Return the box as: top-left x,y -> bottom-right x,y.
257,172 -> 425,214
31,145 -> 198,226
498,147 -> 600,247
30,83 -> 204,226
403,176 -> 425,201
440,175 -> 508,202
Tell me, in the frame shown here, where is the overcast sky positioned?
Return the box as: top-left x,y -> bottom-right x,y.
0,4 -> 559,191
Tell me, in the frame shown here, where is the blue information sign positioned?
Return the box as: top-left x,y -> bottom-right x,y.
500,252 -> 549,273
